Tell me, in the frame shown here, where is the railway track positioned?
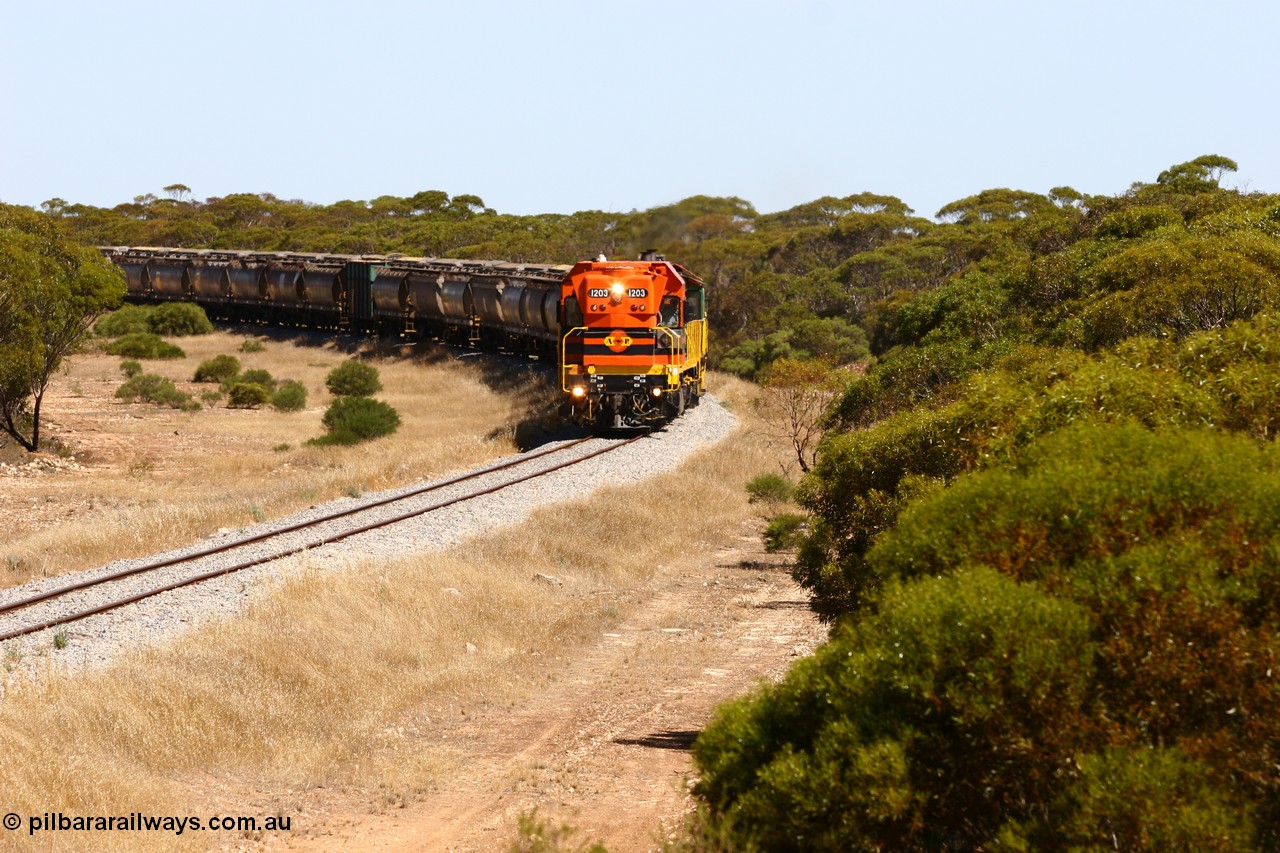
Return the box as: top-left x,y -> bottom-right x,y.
0,434 -> 644,644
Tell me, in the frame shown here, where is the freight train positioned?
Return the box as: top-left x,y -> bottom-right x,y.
100,247 -> 708,429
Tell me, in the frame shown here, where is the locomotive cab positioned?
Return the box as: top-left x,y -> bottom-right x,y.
559,256 -> 708,430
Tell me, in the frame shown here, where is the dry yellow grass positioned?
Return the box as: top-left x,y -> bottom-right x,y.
0,329 -> 545,586
0,373 -> 791,852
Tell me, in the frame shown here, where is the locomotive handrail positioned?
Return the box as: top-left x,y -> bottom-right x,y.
560,325 -> 590,391
653,326 -> 686,356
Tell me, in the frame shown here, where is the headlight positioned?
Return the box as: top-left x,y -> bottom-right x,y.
571,386 -> 586,398
610,283 -> 624,304
651,386 -> 663,398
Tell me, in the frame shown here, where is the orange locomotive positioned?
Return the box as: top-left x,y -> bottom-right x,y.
102,246 -> 709,431
559,253 -> 708,429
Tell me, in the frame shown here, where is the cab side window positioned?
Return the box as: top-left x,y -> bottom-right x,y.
685,286 -> 705,321
659,295 -> 681,327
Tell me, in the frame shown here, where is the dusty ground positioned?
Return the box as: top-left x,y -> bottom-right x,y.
0,328 -> 528,585
207,526 -> 823,853
0,331 -> 825,852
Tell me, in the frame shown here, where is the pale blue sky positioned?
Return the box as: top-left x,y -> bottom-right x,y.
2,0 -> 1276,219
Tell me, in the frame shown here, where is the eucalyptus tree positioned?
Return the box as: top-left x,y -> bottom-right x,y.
0,205 -> 124,451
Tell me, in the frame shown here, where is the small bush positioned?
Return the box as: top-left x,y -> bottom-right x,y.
227,382 -> 270,409
105,333 -> 185,360
239,339 -> 266,353
115,373 -> 197,409
272,443 -> 291,452
745,473 -> 794,504
512,808 -> 608,853
53,631 -> 69,650
149,302 -> 213,336
270,380 -> 307,413
312,397 -> 400,445
96,305 -> 153,336
96,303 -> 213,337
200,389 -> 222,403
763,513 -> 807,552
325,360 -> 382,397
239,368 -> 276,390
119,359 -> 143,378
193,354 -> 241,383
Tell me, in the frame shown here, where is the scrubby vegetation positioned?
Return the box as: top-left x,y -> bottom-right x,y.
226,382 -> 270,409
269,380 -> 307,412
239,368 -> 276,390
312,396 -> 401,445
690,156 -> 1280,849
97,302 -> 212,337
744,472 -> 793,505
95,305 -> 152,336
104,333 -> 185,360
114,373 -> 199,411
325,360 -> 382,397
193,354 -> 240,383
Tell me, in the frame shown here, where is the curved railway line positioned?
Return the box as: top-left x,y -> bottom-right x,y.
0,433 -> 644,644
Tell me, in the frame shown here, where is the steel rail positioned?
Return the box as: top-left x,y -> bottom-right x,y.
0,434 -> 643,643
0,436 -> 594,620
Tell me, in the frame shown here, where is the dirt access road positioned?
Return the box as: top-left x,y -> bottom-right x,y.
242,526 -> 825,852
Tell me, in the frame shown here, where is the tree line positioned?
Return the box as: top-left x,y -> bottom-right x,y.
692,155 -> 1280,850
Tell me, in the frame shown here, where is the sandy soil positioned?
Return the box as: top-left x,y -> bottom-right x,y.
2,338 -> 825,851
207,526 -> 824,852
0,336 -> 330,550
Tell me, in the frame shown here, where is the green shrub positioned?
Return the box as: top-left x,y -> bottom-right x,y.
325,360 -> 382,397
239,339 -> 266,353
745,473 -> 793,504
200,389 -> 222,403
694,567 -> 1097,851
239,368 -> 276,390
96,305 -> 153,337
226,382 -> 270,409
715,423 -> 1280,849
96,303 -> 213,337
1007,747 -> 1255,850
270,380 -> 307,413
119,359 -> 142,378
193,354 -> 240,383
148,302 -> 213,336
312,397 -> 400,445
105,333 -> 185,360
763,513 -> 807,552
115,373 -> 198,410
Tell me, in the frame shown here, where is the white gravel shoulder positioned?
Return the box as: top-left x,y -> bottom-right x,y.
0,397 -> 737,683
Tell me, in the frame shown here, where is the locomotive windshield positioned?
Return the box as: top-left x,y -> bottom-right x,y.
563,294 -> 583,327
